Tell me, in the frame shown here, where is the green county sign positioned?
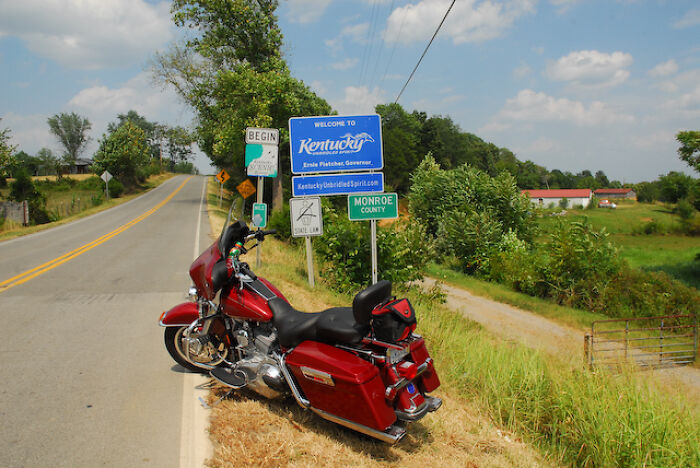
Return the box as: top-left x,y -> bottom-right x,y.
348,193 -> 398,221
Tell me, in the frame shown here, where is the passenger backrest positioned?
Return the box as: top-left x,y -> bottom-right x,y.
352,280 -> 392,325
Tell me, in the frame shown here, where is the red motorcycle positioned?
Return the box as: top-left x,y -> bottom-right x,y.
159,209 -> 441,443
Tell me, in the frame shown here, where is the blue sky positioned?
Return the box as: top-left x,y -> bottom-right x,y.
1,0 -> 699,182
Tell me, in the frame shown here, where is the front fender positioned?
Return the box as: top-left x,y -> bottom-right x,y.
159,302 -> 199,327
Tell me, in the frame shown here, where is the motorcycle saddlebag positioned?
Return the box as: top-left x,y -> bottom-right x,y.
371,298 -> 416,342
286,341 -> 396,431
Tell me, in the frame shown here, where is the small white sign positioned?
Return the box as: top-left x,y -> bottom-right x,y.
101,171 -> 112,183
245,127 -> 279,145
290,197 -> 323,237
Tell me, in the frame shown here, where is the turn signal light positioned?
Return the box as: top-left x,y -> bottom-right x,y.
397,362 -> 417,380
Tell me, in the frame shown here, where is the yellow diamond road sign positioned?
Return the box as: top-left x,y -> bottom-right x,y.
216,169 -> 230,184
236,179 -> 256,199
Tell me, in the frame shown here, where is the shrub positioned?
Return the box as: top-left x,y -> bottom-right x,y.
268,203 -> 292,241
76,176 -> 104,191
313,206 -> 433,293
558,197 -> 569,209
107,178 -> 124,198
676,198 -> 696,221
408,155 -> 536,276
8,170 -> 51,224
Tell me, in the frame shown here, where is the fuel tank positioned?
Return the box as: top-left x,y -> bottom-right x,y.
222,276 -> 288,322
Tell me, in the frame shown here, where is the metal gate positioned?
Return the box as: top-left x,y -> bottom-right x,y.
585,314 -> 698,370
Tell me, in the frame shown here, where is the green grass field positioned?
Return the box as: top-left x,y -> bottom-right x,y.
539,201 -> 700,289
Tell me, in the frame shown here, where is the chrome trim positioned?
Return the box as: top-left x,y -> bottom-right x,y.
310,408 -> 406,444
275,352 -> 310,408
395,400 -> 429,422
301,366 -> 335,387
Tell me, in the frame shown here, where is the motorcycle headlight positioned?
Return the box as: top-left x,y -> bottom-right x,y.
188,286 -> 198,302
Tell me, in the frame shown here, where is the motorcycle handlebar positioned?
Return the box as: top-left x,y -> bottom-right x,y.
244,229 -> 277,242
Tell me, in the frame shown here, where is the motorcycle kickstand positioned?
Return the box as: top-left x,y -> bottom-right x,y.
199,387 -> 235,409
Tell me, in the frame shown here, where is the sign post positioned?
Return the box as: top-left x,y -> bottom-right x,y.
348,193 -> 398,284
216,169 -> 230,207
290,197 -> 323,287
245,127 -> 279,268
101,171 -> 112,199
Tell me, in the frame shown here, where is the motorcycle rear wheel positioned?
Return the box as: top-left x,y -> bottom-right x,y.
164,326 -> 228,373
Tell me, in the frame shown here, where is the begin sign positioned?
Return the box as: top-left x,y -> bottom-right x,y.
348,193 -> 398,221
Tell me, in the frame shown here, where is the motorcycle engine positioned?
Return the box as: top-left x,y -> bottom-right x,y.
230,322 -> 286,399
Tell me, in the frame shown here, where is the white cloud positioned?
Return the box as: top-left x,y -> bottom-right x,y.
68,73 -> 186,125
332,86 -> 386,115
325,23 -> 370,55
546,50 -> 633,88
331,58 -> 359,70
673,9 -> 700,29
385,0 -> 535,45
0,0 -> 172,70
482,89 -> 635,130
513,62 -> 533,79
1,113 -> 55,154
648,59 -> 679,78
286,0 -> 333,24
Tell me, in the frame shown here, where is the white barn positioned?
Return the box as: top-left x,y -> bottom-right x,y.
522,189 -> 593,208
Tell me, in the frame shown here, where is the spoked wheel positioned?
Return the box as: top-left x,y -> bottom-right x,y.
164,326 -> 229,373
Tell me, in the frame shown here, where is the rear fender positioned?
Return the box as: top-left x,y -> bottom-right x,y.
159,302 -> 199,327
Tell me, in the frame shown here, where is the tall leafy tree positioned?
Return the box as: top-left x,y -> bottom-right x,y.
47,112 -> 92,165
677,130 -> 700,173
376,103 -> 421,193
92,122 -> 150,185
154,0 -> 331,207
1,118 -> 17,179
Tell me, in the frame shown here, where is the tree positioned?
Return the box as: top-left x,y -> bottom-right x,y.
154,0 -> 331,208
36,148 -> 60,176
677,130 -> 700,173
376,103 -> 421,193
92,122 -> 150,185
171,0 -> 283,72
1,118 -> 17,179
659,171 -> 696,203
47,112 -> 92,165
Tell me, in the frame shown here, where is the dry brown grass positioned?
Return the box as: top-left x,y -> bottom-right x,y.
205,187 -> 553,467
206,384 -> 552,468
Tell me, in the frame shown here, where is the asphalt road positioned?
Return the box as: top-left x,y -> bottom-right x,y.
0,175 -> 212,467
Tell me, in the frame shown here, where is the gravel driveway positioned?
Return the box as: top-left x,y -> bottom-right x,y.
423,277 -> 700,402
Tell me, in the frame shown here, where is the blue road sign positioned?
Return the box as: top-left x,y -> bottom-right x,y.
292,173 -> 384,197
289,114 -> 383,174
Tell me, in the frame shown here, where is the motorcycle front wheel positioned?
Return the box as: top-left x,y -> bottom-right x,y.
164,326 -> 229,373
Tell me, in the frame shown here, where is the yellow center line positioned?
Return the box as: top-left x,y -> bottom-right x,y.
0,177 -> 192,294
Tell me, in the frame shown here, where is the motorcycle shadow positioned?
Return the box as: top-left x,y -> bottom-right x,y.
210,384 -> 434,460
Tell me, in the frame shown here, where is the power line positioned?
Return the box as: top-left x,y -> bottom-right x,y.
394,0 -> 456,104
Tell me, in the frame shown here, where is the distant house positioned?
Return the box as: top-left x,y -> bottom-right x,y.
522,189 -> 593,208
63,158 -> 92,175
593,188 -> 636,199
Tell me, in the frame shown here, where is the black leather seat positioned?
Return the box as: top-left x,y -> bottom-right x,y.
270,280 -> 392,348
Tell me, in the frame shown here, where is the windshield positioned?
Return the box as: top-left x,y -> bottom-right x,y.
217,198 -> 237,255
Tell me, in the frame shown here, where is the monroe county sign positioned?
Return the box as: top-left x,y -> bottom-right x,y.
348,193 -> 398,221
289,114 -> 383,174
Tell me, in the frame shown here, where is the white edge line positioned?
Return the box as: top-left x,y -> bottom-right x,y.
180,177 -> 213,468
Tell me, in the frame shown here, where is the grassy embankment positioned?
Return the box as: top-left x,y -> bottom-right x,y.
540,201 -> 700,289
0,173 -> 175,241
206,182 -> 700,467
